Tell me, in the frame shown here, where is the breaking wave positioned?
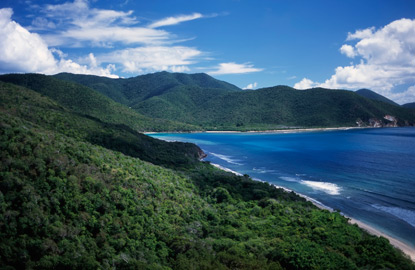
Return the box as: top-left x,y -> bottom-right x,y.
301,180 -> 341,195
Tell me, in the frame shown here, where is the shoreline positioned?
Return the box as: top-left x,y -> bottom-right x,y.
210,163 -> 415,261
205,126 -> 366,134
144,126 -> 372,135
349,218 -> 415,261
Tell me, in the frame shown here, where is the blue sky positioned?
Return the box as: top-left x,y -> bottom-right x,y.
1,0 -> 415,104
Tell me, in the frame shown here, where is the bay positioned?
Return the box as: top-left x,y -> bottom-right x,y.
149,128 -> 415,249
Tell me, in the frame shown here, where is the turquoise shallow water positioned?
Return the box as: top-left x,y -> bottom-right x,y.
150,128 -> 415,248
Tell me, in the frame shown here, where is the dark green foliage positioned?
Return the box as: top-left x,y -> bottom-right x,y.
190,86 -> 415,129
54,71 -> 240,106
51,72 -> 415,130
0,82 -> 203,168
355,89 -> 400,106
0,73 -> 200,132
1,117 -> 414,270
0,77 -> 414,269
0,115 -> 207,269
403,102 -> 415,109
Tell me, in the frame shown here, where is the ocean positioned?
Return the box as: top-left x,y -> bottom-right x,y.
149,128 -> 415,249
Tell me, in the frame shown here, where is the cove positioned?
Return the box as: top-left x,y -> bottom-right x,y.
150,128 -> 415,251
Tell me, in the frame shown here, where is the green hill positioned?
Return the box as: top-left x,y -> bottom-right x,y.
1,80 -> 414,269
0,73 -> 200,132
0,81 -> 203,168
54,71 -> 240,106
50,72 -> 415,130
190,86 -> 415,129
403,102 -> 415,109
355,89 -> 399,106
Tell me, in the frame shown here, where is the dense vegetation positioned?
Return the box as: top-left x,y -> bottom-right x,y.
403,102 -> 415,109
0,82 -> 203,168
0,74 -> 200,132
355,89 -> 399,106
54,71 -> 240,107
1,77 -> 414,269
52,72 -> 415,130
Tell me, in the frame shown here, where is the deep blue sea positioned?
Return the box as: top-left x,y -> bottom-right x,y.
150,128 -> 415,248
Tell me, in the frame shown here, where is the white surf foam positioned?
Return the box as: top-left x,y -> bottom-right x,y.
372,205 -> 415,228
301,180 -> 341,195
211,163 -> 243,176
209,152 -> 242,165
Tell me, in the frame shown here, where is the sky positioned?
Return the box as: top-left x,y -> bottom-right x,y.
1,0 -> 415,104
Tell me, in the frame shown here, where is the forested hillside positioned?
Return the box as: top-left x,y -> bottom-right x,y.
403,102 -> 415,109
355,89 -> 399,106
1,76 -> 414,269
51,72 -> 415,130
54,71 -> 241,106
191,86 -> 415,129
0,82 -> 202,168
0,74 -> 200,132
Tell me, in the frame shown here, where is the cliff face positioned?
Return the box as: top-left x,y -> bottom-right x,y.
384,115 -> 398,127
356,115 -> 411,128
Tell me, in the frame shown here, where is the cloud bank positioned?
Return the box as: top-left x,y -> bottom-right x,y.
294,18 -> 415,104
1,1 -> 261,77
0,8 -> 117,77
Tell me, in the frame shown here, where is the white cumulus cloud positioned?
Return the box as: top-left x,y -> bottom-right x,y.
0,8 -> 118,77
340,44 -> 356,58
388,85 -> 415,105
244,82 -> 258,89
0,2 -> 261,79
293,78 -> 319,90
0,8 -> 57,74
294,18 -> 415,104
208,62 -> 263,75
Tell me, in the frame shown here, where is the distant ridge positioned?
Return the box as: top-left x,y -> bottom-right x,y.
0,73 -> 199,132
403,102 -> 415,109
3,72 -> 415,130
355,89 -> 399,106
54,71 -> 241,106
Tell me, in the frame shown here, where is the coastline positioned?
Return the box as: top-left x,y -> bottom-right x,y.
144,126 -> 370,135
205,126 -> 366,134
211,162 -> 415,261
349,218 -> 415,261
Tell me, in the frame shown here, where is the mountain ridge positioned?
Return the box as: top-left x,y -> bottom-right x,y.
0,73 -> 200,132
355,88 -> 400,106
2,72 -> 415,131
54,71 -> 240,105
403,102 -> 415,109
49,72 -> 415,130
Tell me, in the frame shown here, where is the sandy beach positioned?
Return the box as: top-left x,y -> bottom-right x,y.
349,218 -> 415,261
277,183 -> 415,261
211,163 -> 415,261
205,126 -> 366,134
150,132 -> 415,262
144,126 -> 368,135
279,186 -> 415,261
